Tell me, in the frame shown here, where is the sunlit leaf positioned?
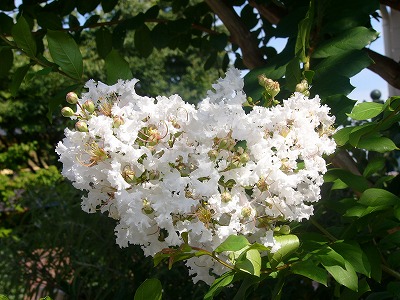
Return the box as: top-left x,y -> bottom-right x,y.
134,278 -> 162,300
347,102 -> 383,120
215,235 -> 250,253
291,260 -> 328,286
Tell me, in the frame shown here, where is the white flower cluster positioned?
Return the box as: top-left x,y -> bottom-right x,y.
56,69 -> 336,284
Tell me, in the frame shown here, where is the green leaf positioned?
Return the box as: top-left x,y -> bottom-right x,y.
204,272 -> 235,300
359,188 -> 400,207
0,295 -> 10,300
134,278 -> 162,300
95,27 -> 113,59
345,205 -> 388,218
105,50 -> 133,84
324,169 -> 369,193
236,249 -> 261,277
10,64 -> 30,96
312,27 -> 378,58
12,16 -> 37,57
101,0 -> 119,13
363,157 -> 386,177
291,260 -> 328,286
295,0 -> 314,62
270,234 -> 300,268
347,102 -> 383,120
357,136 -> 398,153
285,57 -> 301,91
333,127 -> 354,146
323,260 -> 358,291
348,122 -> 376,147
0,47 -> 13,78
0,13 -> 14,35
331,241 -> 371,277
311,74 -> 354,97
46,30 -> 83,80
314,50 -> 373,79
135,24 -> 153,58
215,235 -> 250,253
324,94 -> 356,125
364,245 -> 382,282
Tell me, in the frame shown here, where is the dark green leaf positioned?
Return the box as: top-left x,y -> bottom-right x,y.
313,27 -> 378,58
69,15 -> 80,29
325,95 -> 356,125
134,278 -> 162,300
285,57 -> 301,92
101,0 -> 119,13
357,136 -> 398,153
135,25 -> 153,58
47,30 -> 83,80
12,16 -> 37,57
83,15 -> 100,27
0,13 -> 14,35
104,49 -> 133,84
215,235 -> 250,253
10,64 -> 30,96
240,4 -> 259,30
145,5 -> 160,19
324,169 -> 369,193
347,102 -> 383,120
0,0 -> 15,10
314,50 -> 373,79
0,47 -> 13,78
291,260 -> 328,286
204,272 -> 235,300
95,27 -> 113,59
363,157 -> 386,177
204,52 -> 217,70
345,205 -> 388,218
311,74 -> 354,97
37,12 -> 63,30
270,234 -> 300,268
364,246 -> 382,282
209,34 -> 228,52
151,23 -> 170,49
331,241 -> 371,277
77,0 -> 100,15
359,188 -> 400,207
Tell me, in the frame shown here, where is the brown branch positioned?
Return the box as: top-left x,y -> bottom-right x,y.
248,0 -> 287,24
380,0 -> 400,11
367,48 -> 400,90
204,0 -> 266,69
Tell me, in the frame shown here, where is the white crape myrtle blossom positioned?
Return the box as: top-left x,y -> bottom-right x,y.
56,69 -> 336,285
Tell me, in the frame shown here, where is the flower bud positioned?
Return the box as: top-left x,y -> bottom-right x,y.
82,100 -> 95,113
113,115 -> 125,128
61,107 -> 74,117
221,191 -> 232,203
75,120 -> 88,132
148,170 -> 160,180
218,137 -> 235,151
122,166 -> 136,184
241,207 -> 252,218
258,75 -> 280,98
239,152 -> 250,164
279,225 -> 291,235
295,79 -> 310,96
66,92 -> 79,104
208,149 -> 219,161
142,199 -> 154,215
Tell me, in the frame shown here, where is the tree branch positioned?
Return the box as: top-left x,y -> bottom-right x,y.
248,0 -> 287,24
204,0 -> 266,69
367,48 -> 400,90
380,0 -> 400,11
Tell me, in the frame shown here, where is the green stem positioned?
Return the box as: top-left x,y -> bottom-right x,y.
310,218 -> 337,242
381,264 -> 400,281
191,246 -> 236,270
